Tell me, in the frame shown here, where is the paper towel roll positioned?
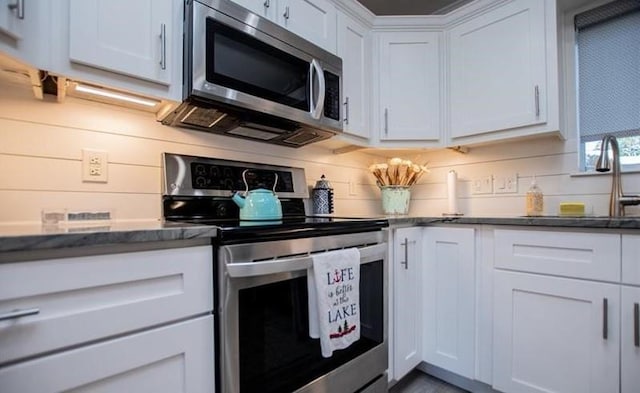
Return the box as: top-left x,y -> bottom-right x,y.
447,170 -> 458,214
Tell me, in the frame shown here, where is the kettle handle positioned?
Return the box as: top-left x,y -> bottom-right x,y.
272,173 -> 278,193
241,169 -> 250,194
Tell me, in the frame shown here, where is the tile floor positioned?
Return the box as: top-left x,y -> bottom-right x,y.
389,370 -> 470,393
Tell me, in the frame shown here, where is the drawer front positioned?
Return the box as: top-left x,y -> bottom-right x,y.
622,234 -> 640,285
0,315 -> 214,393
494,229 -> 620,281
0,246 -> 213,365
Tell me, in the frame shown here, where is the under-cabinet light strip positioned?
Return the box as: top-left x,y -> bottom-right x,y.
74,84 -> 159,107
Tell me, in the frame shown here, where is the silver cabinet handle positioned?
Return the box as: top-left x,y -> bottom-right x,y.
263,0 -> 270,8
159,23 -> 167,70
8,0 -> 24,20
534,85 -> 540,117
283,6 -> 290,20
603,298 -> 608,340
401,237 -> 409,270
0,307 -> 39,322
399,238 -> 416,270
343,97 -> 349,125
634,302 -> 639,347
384,108 -> 389,135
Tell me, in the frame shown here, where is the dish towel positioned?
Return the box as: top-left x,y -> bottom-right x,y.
307,247 -> 361,358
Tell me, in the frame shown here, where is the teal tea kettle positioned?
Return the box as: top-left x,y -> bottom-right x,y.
231,170 -> 283,221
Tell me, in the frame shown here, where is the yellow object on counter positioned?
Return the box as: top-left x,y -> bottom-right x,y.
559,202 -> 586,216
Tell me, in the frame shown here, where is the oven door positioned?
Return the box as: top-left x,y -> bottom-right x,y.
219,241 -> 388,393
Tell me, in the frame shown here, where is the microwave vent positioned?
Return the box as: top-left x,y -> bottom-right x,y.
284,130 -> 326,146
180,106 -> 230,128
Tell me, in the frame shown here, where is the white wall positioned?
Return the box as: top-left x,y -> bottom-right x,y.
0,82 -> 381,224
1,80 -> 638,224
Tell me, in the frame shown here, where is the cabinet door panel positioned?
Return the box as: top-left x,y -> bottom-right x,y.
423,227 -> 475,378
0,246 -> 213,364
69,0 -> 172,85
0,0 -> 24,39
231,0 -> 276,19
494,229 -> 620,281
278,0 -> 336,53
449,0 -> 545,138
337,12 -> 369,138
379,31 -> 441,142
493,271 -> 619,393
392,227 -> 422,380
0,316 -> 214,393
622,286 -> 640,393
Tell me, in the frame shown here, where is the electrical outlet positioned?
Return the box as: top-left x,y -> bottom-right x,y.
349,179 -> 357,196
494,173 -> 518,194
472,176 -> 493,194
82,149 -> 108,183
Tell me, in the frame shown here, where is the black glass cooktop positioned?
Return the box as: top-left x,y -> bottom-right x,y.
162,196 -> 388,243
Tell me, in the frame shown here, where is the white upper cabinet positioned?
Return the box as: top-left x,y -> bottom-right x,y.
377,31 -> 442,144
337,11 -> 370,139
448,0 -> 558,144
68,0 -> 172,85
277,0 -> 337,53
231,0 -> 337,53
0,0 -> 24,40
231,0 -> 277,19
47,0 -> 183,101
0,0 -> 51,69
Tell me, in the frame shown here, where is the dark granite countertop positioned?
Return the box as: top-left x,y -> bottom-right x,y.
0,221 -> 217,253
1,216 -> 639,254
386,215 -> 640,230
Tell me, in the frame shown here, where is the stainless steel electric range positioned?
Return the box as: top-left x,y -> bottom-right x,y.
162,153 -> 389,393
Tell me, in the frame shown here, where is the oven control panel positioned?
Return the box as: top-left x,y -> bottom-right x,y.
191,163 -> 294,193
162,153 -> 308,198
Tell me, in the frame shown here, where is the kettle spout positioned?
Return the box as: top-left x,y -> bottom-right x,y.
231,192 -> 245,208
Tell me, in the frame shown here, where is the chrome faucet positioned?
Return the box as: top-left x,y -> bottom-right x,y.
596,135 -> 640,216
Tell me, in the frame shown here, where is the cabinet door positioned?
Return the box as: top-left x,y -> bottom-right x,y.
231,0 -> 277,20
422,227 -> 475,378
68,0 -> 172,85
0,0 -> 50,69
449,0 -> 546,139
622,286 -> 640,393
0,316 -> 214,393
337,12 -> 370,139
379,31 -> 441,142
392,227 -> 423,380
493,271 -> 619,393
0,0 -> 23,39
278,0 -> 336,53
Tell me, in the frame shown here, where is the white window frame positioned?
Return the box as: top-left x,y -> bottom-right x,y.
559,0 -> 640,173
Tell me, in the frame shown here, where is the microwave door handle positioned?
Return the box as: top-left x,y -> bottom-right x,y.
310,59 -> 325,120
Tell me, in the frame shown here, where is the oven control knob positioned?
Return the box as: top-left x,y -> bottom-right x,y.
216,204 -> 228,217
195,176 -> 207,187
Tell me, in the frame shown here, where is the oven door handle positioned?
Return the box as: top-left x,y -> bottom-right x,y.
226,243 -> 386,278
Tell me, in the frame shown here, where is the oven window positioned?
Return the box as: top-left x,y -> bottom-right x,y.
238,260 -> 384,393
206,19 -> 310,111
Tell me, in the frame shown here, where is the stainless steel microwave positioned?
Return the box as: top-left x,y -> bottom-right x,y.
161,0 -> 343,147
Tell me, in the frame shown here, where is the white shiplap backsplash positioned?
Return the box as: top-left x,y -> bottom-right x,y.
1,81 -> 638,224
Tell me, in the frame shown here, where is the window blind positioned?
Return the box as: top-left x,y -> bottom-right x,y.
575,0 -> 640,143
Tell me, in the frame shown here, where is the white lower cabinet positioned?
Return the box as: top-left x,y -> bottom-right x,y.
0,315 -> 214,393
0,244 -> 215,393
622,286 -> 640,393
422,227 -> 475,379
493,270 -> 620,393
391,226 -> 423,381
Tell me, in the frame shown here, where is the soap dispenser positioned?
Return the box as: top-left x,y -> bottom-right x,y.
526,176 -> 544,216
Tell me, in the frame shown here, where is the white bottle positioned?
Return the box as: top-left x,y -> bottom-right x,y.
526,177 -> 544,216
